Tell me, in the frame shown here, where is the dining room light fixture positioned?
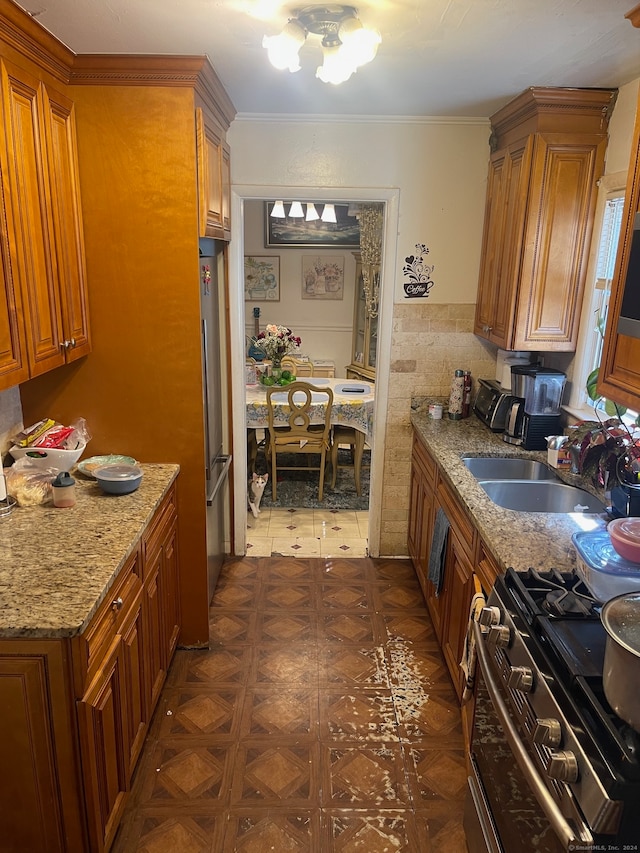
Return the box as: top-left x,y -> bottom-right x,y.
269,201 -> 340,222
262,5 -> 381,85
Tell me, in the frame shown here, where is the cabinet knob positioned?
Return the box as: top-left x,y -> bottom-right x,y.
62,338 -> 77,349
112,597 -> 123,611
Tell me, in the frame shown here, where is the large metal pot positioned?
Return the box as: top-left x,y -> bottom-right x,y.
601,591 -> 640,732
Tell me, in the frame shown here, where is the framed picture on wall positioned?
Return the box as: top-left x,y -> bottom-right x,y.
265,202 -> 360,248
302,255 -> 345,300
244,256 -> 280,301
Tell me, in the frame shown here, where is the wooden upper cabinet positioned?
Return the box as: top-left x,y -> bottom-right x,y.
196,106 -> 231,241
0,172 -> 28,386
0,58 -> 90,388
598,89 -> 640,409
474,87 -> 616,351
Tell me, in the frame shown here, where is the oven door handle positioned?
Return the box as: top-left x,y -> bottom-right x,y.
473,621 -> 594,847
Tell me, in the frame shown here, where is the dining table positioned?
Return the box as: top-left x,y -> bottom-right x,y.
245,376 -> 375,448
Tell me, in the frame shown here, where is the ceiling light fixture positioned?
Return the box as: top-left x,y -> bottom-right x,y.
305,203 -> 319,221
271,200 -> 286,218
289,201 -> 304,217
263,5 -> 381,85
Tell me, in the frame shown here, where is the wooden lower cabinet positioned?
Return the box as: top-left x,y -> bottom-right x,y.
0,484 -> 180,852
408,431 -> 485,703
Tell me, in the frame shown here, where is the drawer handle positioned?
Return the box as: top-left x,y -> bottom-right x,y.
112,597 -> 124,611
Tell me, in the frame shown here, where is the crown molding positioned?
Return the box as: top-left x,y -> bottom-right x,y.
234,112 -> 490,126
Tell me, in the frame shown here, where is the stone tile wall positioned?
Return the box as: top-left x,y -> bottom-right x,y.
379,303 -> 496,556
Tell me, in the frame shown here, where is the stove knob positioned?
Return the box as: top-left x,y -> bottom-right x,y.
479,606 -> 501,626
487,624 -> 510,648
547,750 -> 578,783
507,665 -> 533,692
533,718 -> 562,747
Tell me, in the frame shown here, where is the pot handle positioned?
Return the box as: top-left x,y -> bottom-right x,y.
473,621 -> 594,847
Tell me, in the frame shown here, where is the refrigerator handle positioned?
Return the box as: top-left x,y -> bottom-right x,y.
207,454 -> 232,505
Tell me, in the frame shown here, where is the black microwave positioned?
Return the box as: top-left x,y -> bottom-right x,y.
617,211 -> 640,339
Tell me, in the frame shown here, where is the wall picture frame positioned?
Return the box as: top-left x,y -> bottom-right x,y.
244,255 -> 280,301
265,202 -> 360,248
302,255 -> 345,300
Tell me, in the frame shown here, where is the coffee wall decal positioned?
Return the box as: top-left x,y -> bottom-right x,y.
403,243 -> 435,298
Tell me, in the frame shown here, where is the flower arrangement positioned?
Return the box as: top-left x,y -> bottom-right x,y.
253,324 -> 301,364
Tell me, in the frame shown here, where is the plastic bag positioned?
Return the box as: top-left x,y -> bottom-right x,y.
12,417 -> 92,451
4,458 -> 59,506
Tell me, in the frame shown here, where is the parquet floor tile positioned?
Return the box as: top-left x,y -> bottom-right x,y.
112,556 -> 469,852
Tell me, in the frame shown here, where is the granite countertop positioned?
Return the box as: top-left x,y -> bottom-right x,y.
0,463 -> 179,639
410,411 -> 609,575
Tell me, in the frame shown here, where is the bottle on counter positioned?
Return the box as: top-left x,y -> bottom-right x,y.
448,369 -> 465,420
462,370 -> 472,418
51,471 -> 76,508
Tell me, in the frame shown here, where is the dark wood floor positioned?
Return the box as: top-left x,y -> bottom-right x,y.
112,556 -> 469,852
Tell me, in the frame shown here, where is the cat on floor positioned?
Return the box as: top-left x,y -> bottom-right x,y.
248,472 -> 268,518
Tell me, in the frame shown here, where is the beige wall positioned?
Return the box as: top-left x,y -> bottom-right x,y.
228,116 -> 495,554
0,387 -> 22,458
243,200 -> 357,372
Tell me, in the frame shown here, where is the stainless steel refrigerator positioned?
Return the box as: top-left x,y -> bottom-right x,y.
200,240 -> 230,603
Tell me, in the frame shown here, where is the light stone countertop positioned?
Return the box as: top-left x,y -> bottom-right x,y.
0,463 -> 179,639
410,411 -> 609,575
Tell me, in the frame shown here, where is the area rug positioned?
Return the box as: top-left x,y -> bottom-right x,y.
255,448 -> 370,510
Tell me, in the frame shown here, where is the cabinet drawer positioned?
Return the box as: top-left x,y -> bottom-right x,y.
437,477 -> 475,561
74,547 -> 142,691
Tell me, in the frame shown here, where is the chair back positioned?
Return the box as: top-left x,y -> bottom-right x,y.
281,356 -> 313,377
266,381 -> 333,445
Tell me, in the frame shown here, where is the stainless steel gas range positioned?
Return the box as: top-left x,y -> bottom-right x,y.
464,568 -> 640,853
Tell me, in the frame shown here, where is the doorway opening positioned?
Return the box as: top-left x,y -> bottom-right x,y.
228,185 -> 400,558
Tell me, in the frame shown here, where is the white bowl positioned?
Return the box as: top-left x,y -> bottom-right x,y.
9,442 -> 87,472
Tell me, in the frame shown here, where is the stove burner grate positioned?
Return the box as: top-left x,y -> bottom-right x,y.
542,587 -> 594,617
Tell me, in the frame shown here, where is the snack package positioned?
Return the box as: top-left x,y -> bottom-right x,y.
13,417 -> 92,451
5,458 -> 58,506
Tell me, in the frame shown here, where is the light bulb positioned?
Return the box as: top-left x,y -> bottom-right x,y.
262,20 -> 306,72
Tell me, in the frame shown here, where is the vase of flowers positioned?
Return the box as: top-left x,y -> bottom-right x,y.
252,324 -> 301,382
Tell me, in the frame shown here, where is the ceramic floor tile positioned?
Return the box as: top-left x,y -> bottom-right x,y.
395,685 -> 465,746
157,687 -> 243,738
269,518 -> 316,537
114,812 -> 227,853
318,558 -> 371,582
263,556 -> 317,581
209,581 -> 258,610
208,610 -> 257,645
261,581 -> 318,610
319,582 -> 373,610
252,643 -> 319,685
319,538 -> 368,558
382,611 -> 438,645
136,739 -> 235,805
314,520 -> 361,538
217,557 -> 262,583
173,646 -> 252,687
372,580 -> 426,611
387,640 -> 450,687
244,536 -> 274,557
320,611 -> 383,645
271,536 -> 322,557
314,509 -> 359,526
405,745 -> 468,803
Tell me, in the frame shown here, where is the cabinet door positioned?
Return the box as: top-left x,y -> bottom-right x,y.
77,636 -> 129,853
120,588 -> 147,776
599,97 -> 640,408
0,170 -> 28,389
196,107 -> 226,240
514,133 -> 607,350
163,516 -> 181,663
440,531 -> 475,701
41,83 -> 91,361
0,59 -> 64,376
474,138 -> 530,349
143,550 -> 166,714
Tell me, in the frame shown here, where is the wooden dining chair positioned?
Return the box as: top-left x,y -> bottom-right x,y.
330,426 -> 366,496
281,355 -> 313,377
265,381 -> 333,501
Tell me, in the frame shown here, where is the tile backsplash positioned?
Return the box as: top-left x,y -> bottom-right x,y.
0,387 -> 23,459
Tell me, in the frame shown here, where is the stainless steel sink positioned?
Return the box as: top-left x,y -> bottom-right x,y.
462,456 -> 556,480
477,480 -> 606,513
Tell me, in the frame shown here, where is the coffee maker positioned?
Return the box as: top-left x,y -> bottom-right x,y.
503,365 -> 566,450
